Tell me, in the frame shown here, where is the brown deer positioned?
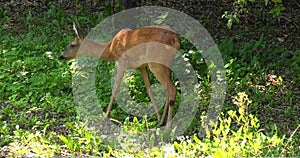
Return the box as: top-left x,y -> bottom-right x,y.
60,23 -> 180,128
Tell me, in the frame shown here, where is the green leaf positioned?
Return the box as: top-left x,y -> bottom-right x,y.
227,19 -> 233,29
173,141 -> 182,152
265,0 -> 269,6
193,135 -> 201,144
59,135 -> 69,144
65,122 -> 74,129
85,131 -> 91,142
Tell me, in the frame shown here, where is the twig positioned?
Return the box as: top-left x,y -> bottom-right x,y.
293,0 -> 300,8
278,16 -> 300,28
288,124 -> 300,141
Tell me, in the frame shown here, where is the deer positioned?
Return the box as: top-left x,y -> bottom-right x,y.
59,23 -> 180,128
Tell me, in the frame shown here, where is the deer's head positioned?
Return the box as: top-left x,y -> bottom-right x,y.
59,23 -> 86,60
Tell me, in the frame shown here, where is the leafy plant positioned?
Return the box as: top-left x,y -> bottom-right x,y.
222,0 -> 285,28
59,122 -> 104,156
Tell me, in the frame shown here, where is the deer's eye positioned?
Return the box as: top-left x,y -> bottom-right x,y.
70,44 -> 75,48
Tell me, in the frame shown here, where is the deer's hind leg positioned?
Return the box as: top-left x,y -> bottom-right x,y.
148,63 -> 176,128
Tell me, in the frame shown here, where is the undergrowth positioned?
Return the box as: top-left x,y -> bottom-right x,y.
0,2 -> 299,157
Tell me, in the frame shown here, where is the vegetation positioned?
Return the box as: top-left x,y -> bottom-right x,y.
222,0 -> 286,28
0,1 -> 299,157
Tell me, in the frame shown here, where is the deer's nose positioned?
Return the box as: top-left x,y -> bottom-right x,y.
59,55 -> 65,60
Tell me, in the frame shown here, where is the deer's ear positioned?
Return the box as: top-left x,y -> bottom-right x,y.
73,22 -> 86,40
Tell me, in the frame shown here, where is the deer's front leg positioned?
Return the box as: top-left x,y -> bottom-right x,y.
139,67 -> 161,123
105,64 -> 126,118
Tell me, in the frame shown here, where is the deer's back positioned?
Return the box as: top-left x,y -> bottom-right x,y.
109,26 -> 180,61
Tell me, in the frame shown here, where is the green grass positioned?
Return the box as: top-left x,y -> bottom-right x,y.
0,3 -> 299,157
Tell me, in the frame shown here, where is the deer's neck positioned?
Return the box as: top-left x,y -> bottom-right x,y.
80,38 -> 115,61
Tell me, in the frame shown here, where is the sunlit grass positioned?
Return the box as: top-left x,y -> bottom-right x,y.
0,3 -> 299,157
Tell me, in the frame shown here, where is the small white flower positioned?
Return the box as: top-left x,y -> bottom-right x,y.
183,57 -> 189,61
156,128 -> 160,135
163,144 -> 175,156
45,51 -> 53,59
188,50 -> 195,54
